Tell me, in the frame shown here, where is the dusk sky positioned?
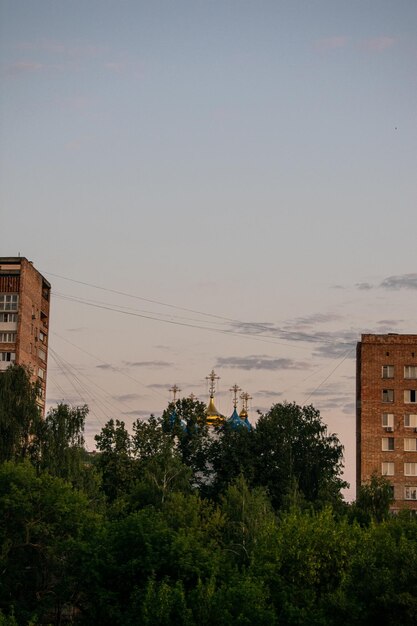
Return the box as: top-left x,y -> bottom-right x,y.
1,1 -> 416,497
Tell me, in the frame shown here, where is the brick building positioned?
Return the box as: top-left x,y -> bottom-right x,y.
0,257 -> 50,414
356,334 -> 417,510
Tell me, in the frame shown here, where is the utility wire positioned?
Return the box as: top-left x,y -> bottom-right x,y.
46,270 -> 347,347
302,347 -> 355,404
52,291 -> 322,352
50,345 -> 151,419
51,331 -> 169,401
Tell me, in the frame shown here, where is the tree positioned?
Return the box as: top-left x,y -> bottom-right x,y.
0,364 -> 42,462
253,402 -> 346,510
220,475 -> 276,567
94,419 -> 136,502
208,423 -> 255,499
161,397 -> 212,487
0,461 -> 101,625
35,403 -> 88,481
351,472 -> 394,524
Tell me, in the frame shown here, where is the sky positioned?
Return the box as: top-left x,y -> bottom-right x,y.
1,1 -> 417,498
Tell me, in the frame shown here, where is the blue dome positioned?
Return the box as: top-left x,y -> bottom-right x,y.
169,409 -> 187,432
227,407 -> 251,431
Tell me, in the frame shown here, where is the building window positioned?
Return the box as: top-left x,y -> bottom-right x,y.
404,438 -> 417,451
38,348 -> 46,362
404,463 -> 417,476
382,365 -> 394,378
382,413 -> 394,428
0,294 -> 19,311
382,389 -> 394,403
0,332 -> 16,343
0,352 -> 15,361
404,366 -> 417,379
39,330 -> 45,343
382,437 -> 394,451
404,414 -> 417,428
382,462 -> 394,476
404,390 -> 417,403
38,367 -> 45,380
405,486 -> 417,501
0,313 -> 17,323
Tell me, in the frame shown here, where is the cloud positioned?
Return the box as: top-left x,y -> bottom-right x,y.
288,312 -> 343,327
123,360 -> 173,368
231,314 -> 360,361
231,321 -> 280,335
148,383 -> 170,390
113,393 -> 142,402
315,36 -> 349,51
65,136 -> 91,151
312,341 -> 356,359
342,402 -> 355,415
356,282 -> 373,290
122,409 -> 152,417
16,39 -> 106,59
257,389 -> 284,398
380,274 -> 417,291
104,62 -> 126,73
216,355 -> 307,371
96,363 -> 117,371
55,95 -> 92,111
4,61 -> 43,75
363,36 -> 395,52
376,319 -> 402,327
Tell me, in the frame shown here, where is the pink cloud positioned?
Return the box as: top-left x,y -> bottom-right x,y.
314,36 -> 349,51
14,39 -> 106,59
4,61 -> 43,75
104,62 -> 126,73
363,36 -> 396,52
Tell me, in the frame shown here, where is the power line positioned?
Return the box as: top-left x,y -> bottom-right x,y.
45,270 -> 238,323
302,347 -> 354,404
52,291 -> 318,351
46,270 -> 347,348
51,331 -> 169,401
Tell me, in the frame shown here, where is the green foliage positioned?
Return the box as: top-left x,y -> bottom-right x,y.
0,364 -> 42,462
3,376 -> 417,626
162,398 -> 212,487
0,610 -> 17,626
94,419 -> 136,501
35,402 -> 88,482
208,424 -> 255,498
0,461 -> 101,625
254,402 -> 347,509
352,472 -> 394,524
131,450 -> 193,508
220,475 -> 276,567
133,413 -> 172,459
140,579 -> 194,626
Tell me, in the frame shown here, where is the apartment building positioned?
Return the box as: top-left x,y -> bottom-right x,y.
356,334 -> 417,510
0,257 -> 50,414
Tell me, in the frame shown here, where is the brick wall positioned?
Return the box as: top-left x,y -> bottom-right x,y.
357,334 -> 417,510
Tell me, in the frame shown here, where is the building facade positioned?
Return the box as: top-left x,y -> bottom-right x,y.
356,334 -> 417,510
0,257 -> 50,414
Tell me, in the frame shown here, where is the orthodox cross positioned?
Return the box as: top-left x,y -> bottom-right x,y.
240,391 -> 252,413
229,384 -> 241,408
206,369 -> 220,398
169,384 -> 181,402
